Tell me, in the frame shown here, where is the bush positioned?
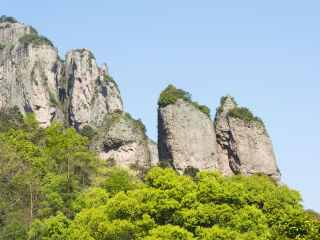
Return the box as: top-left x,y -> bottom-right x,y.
0,43 -> 4,50
158,85 -> 211,118
19,33 -> 53,47
227,107 -> 265,127
103,169 -> 134,195
183,166 -> 200,181
158,84 -> 191,107
0,15 -> 18,23
79,125 -> 95,140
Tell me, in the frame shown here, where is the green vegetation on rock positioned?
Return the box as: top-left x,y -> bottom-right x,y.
79,125 -> 96,140
215,95 -> 265,128
227,107 -> 265,128
216,95 -> 237,115
158,85 -> 211,118
19,32 -> 53,47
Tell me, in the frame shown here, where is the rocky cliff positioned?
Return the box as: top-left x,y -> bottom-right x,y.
157,85 -> 280,182
215,95 -> 281,182
0,18 -> 123,129
158,86 -> 219,173
0,17 -> 149,169
90,113 -> 151,169
1,17 -> 281,181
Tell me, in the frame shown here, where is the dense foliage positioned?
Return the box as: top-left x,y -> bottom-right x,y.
227,107 -> 265,128
0,107 -> 319,239
158,85 -> 211,118
19,33 -> 53,47
28,168 -> 320,239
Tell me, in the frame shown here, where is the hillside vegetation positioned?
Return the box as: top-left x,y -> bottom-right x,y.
0,107 -> 319,239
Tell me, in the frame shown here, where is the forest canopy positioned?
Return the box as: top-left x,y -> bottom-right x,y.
0,107 -> 319,240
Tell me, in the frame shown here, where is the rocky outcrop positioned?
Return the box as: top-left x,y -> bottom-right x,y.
0,22 -> 60,126
0,20 -> 123,129
215,95 -> 281,182
158,98 -> 219,173
90,113 -> 151,169
65,49 -> 123,130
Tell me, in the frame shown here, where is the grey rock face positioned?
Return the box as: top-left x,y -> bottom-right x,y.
90,113 -> 151,169
65,49 -> 123,130
158,98 -> 219,173
0,22 -> 123,129
0,22 -> 59,127
215,95 -> 281,183
148,138 -> 159,167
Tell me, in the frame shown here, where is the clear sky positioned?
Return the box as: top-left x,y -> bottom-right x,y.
3,1 -> 320,212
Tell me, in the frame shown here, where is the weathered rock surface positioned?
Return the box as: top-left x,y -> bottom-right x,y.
65,49 -> 123,130
215,95 -> 281,182
90,113 -> 151,169
0,22 -> 60,126
158,98 -> 219,173
148,138 -> 159,167
0,20 -> 123,129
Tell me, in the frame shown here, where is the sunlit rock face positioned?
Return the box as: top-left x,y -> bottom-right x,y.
158,98 -> 220,174
215,95 -> 281,183
0,22 -> 123,129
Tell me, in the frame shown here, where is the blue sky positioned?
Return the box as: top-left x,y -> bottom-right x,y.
3,1 -> 320,211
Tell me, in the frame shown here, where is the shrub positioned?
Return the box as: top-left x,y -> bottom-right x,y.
183,166 -> 200,181
103,169 -> 134,195
0,43 -> 4,50
158,84 -> 191,107
79,125 -> 95,140
227,107 -> 265,128
158,85 -> 211,118
125,112 -> 132,119
19,33 -> 53,47
0,15 -> 18,23
159,159 -> 173,169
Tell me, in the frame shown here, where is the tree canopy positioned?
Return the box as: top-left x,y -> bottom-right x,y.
0,107 -> 319,239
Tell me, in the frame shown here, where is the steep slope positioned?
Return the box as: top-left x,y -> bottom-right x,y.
0,17 -> 123,129
64,49 -> 123,130
215,95 -> 281,182
0,20 -> 60,126
158,85 -> 219,173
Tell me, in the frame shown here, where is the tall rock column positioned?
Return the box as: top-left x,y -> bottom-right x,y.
158,85 -> 219,173
0,21 -> 60,127
215,95 -> 281,183
64,49 -> 123,130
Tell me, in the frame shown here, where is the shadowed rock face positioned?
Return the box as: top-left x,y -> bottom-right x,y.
215,95 -> 281,183
0,22 -> 123,129
148,138 -> 159,167
158,98 -> 219,174
90,113 -> 151,169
